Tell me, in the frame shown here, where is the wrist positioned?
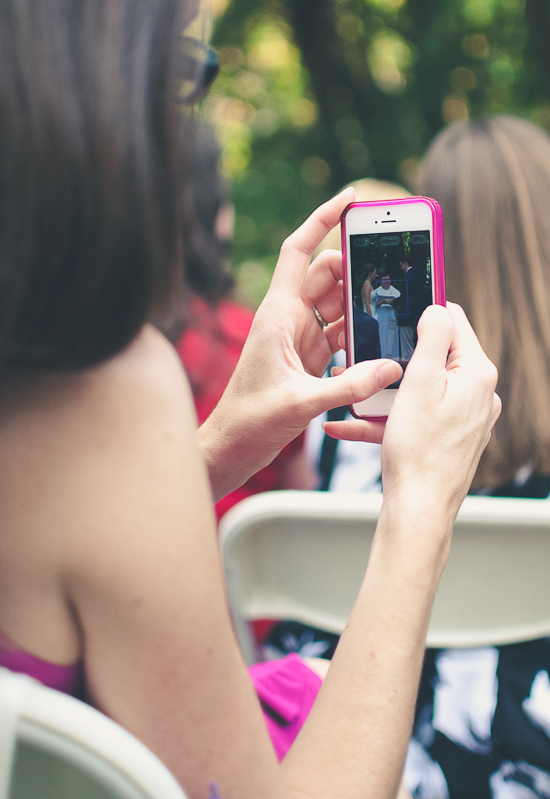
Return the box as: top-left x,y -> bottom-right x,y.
198,400 -> 283,503
375,488 -> 456,579
198,409 -> 248,503
381,455 -> 473,527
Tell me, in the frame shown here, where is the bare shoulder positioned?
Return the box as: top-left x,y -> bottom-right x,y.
0,325 -> 212,662
52,324 -> 221,659
59,324 -> 214,552
0,323 -> 212,576
82,324 -> 196,424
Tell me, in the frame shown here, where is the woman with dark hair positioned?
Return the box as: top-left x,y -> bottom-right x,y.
401,115 -> 550,798
0,2 -> 500,798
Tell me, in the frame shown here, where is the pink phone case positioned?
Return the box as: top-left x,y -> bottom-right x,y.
341,196 -> 446,420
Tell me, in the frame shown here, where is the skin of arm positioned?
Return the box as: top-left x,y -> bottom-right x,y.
283,304 -> 500,799
55,328 -> 288,799
63,306 -> 498,799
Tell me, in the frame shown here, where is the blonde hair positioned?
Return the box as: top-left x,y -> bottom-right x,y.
314,178 -> 411,255
417,115 -> 550,488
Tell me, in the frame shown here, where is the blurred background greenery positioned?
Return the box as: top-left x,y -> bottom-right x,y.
201,0 -> 550,307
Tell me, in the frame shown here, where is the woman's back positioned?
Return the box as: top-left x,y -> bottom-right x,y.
0,323 -> 272,797
0,326 -> 198,672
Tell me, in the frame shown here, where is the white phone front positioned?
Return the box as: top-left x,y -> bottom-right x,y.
341,197 -> 445,419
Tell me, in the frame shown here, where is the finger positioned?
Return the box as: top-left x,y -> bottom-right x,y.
338,331 -> 346,351
491,392 -> 502,426
302,249 -> 343,305
446,302 -> 483,351
323,418 -> 386,444
313,287 -> 345,328
269,187 -> 355,296
405,304 -> 453,383
445,305 -> 499,397
325,316 -> 345,353
445,302 -> 494,368
310,358 -> 402,413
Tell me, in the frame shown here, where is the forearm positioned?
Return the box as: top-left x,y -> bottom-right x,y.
282,495 -> 453,799
198,403 -> 285,503
198,411 -> 247,503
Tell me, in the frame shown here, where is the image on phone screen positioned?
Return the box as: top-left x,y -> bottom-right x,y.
349,230 -> 432,386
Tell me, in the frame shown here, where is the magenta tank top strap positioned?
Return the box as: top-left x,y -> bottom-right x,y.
0,630 -> 81,696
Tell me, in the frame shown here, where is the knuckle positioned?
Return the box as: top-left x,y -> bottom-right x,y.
489,361 -> 499,388
481,359 -> 499,390
347,367 -> 372,406
492,392 -> 503,421
279,236 -> 296,258
471,354 -> 498,391
285,382 -> 313,421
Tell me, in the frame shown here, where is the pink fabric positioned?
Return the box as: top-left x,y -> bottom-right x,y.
0,630 -> 81,696
249,653 -> 322,761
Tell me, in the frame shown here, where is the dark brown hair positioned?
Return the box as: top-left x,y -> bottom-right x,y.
0,0 -> 189,369
417,115 -> 550,487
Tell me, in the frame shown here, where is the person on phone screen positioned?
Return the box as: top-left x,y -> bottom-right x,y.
0,6 -> 500,799
371,274 -> 401,358
397,258 -> 425,362
353,302 -> 382,364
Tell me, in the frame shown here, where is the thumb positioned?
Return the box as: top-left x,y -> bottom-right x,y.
405,304 -> 453,383
310,358 -> 402,414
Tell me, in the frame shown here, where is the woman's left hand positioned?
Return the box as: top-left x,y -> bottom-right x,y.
199,187 -> 402,501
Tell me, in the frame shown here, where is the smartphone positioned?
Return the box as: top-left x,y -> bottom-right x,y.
341,196 -> 445,419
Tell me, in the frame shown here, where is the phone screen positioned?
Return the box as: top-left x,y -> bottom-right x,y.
349,229 -> 433,386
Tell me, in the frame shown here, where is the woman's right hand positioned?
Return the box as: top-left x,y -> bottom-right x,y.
326,302 -> 501,522
285,305 -> 499,799
382,302 -> 500,517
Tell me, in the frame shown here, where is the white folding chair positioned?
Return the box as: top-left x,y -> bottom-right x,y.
220,490 -> 550,664
0,667 -> 188,799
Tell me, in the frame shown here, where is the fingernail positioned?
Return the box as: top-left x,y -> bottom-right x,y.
376,362 -> 397,388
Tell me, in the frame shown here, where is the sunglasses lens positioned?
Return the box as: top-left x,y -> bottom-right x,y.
177,38 -> 219,106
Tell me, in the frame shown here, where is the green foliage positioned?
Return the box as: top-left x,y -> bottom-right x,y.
205,0 -> 550,307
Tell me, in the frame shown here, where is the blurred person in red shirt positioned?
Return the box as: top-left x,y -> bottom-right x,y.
166,121 -> 317,520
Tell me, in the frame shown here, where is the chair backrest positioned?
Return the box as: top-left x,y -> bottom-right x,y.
220,490 -> 550,664
0,668 -> 188,799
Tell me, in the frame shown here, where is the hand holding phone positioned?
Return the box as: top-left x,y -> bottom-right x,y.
341,197 -> 446,419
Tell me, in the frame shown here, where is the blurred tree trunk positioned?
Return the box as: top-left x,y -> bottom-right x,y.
524,0 -> 550,96
285,0 -> 357,190
285,0 -> 400,188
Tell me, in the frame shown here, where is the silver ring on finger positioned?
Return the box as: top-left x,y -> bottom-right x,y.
313,305 -> 329,329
